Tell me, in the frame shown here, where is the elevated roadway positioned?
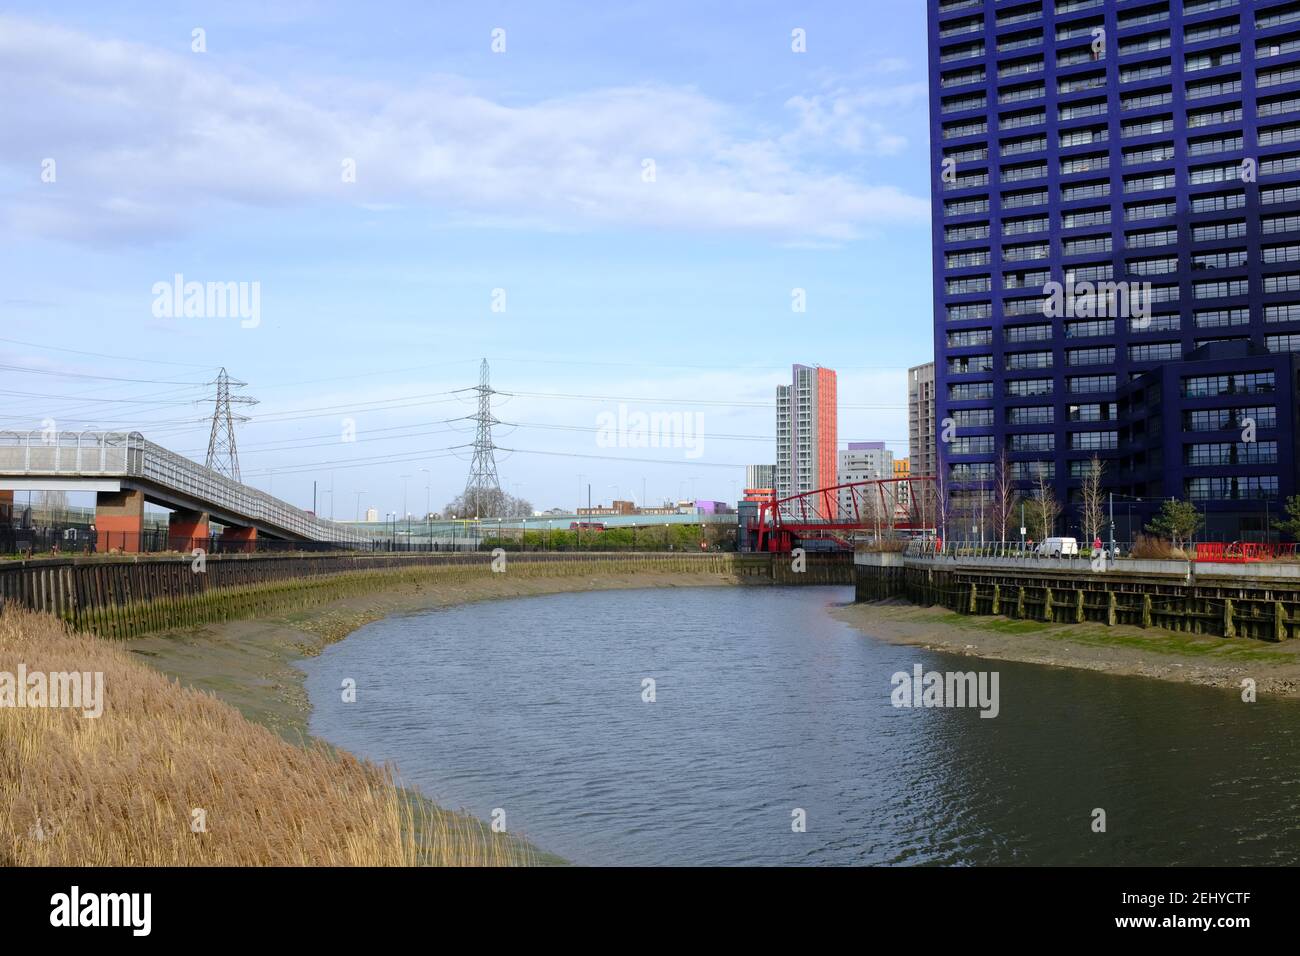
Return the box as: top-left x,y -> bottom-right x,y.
0,431 -> 367,552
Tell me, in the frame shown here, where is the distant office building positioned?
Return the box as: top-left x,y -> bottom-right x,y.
776,365 -> 838,513
578,500 -> 637,516
745,464 -> 776,490
364,507 -> 379,523
893,458 -> 912,517
838,442 -> 895,518
908,362 -> 937,478
838,442 -> 894,482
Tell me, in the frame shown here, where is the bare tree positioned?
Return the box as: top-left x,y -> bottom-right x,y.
1080,454 -> 1106,545
1030,471 -> 1061,541
858,482 -> 884,544
908,472 -> 935,536
992,449 -> 1019,544
442,488 -> 533,519
974,482 -> 988,543
956,487 -> 990,543
35,490 -> 70,526
935,465 -> 950,546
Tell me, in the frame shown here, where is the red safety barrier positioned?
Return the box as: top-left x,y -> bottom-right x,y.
1196,541 -> 1300,563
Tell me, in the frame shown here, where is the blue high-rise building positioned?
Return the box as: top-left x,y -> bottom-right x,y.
927,0 -> 1300,542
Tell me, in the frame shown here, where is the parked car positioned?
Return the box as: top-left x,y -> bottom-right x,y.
1034,537 -> 1079,557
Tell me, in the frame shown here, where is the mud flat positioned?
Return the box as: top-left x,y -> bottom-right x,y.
834,599 -> 1300,698
120,569 -> 737,865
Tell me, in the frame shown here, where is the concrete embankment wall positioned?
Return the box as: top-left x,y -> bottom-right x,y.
855,552 -> 1300,642
0,550 -> 852,638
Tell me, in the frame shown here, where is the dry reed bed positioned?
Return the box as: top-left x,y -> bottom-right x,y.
0,609 -> 526,866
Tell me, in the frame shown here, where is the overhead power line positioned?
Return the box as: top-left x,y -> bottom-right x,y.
496,447 -> 746,469
0,336 -> 216,368
0,362 -> 204,386
501,389 -> 905,410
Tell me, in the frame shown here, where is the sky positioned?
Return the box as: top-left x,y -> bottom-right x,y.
0,0 -> 935,519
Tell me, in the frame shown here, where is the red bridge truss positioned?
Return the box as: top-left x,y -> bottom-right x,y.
752,476 -> 939,553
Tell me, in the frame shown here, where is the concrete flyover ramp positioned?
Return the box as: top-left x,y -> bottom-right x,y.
0,430 -> 367,552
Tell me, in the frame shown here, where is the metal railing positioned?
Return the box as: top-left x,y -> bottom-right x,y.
0,430 -> 367,544
900,539 -> 1300,565
903,539 -> 1121,560
1194,541 -> 1300,563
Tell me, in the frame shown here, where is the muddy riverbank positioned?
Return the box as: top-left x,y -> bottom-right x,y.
832,599 -> 1300,698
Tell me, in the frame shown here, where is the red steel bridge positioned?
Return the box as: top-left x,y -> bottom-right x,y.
752,476 -> 938,552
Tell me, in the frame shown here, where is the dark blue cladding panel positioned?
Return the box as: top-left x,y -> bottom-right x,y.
927,0 -> 1300,538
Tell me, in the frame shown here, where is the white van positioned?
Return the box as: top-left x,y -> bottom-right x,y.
1034,537 -> 1078,557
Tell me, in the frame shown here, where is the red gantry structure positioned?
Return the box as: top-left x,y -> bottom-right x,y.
753,476 -> 938,553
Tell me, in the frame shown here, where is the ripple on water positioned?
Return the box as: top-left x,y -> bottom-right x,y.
302,586 -> 1300,866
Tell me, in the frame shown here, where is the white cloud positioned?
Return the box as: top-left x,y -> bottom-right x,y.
0,16 -> 928,245
874,57 -> 910,74
783,83 -> 928,156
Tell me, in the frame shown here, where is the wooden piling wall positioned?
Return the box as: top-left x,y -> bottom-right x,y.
855,557 -> 1300,642
0,550 -> 852,638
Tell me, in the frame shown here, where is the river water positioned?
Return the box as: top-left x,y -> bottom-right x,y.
301,586 -> 1300,865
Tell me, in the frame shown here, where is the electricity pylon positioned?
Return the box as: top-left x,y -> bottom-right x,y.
204,368 -> 258,482
462,358 -> 501,517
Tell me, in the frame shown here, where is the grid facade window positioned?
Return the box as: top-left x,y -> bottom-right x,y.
1183,406 -> 1277,431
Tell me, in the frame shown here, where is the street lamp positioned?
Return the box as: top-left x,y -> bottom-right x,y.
513,482 -> 527,550
420,468 -> 432,548
1109,491 -> 1116,560
873,470 -> 882,544
400,475 -> 412,537
577,473 -> 586,548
